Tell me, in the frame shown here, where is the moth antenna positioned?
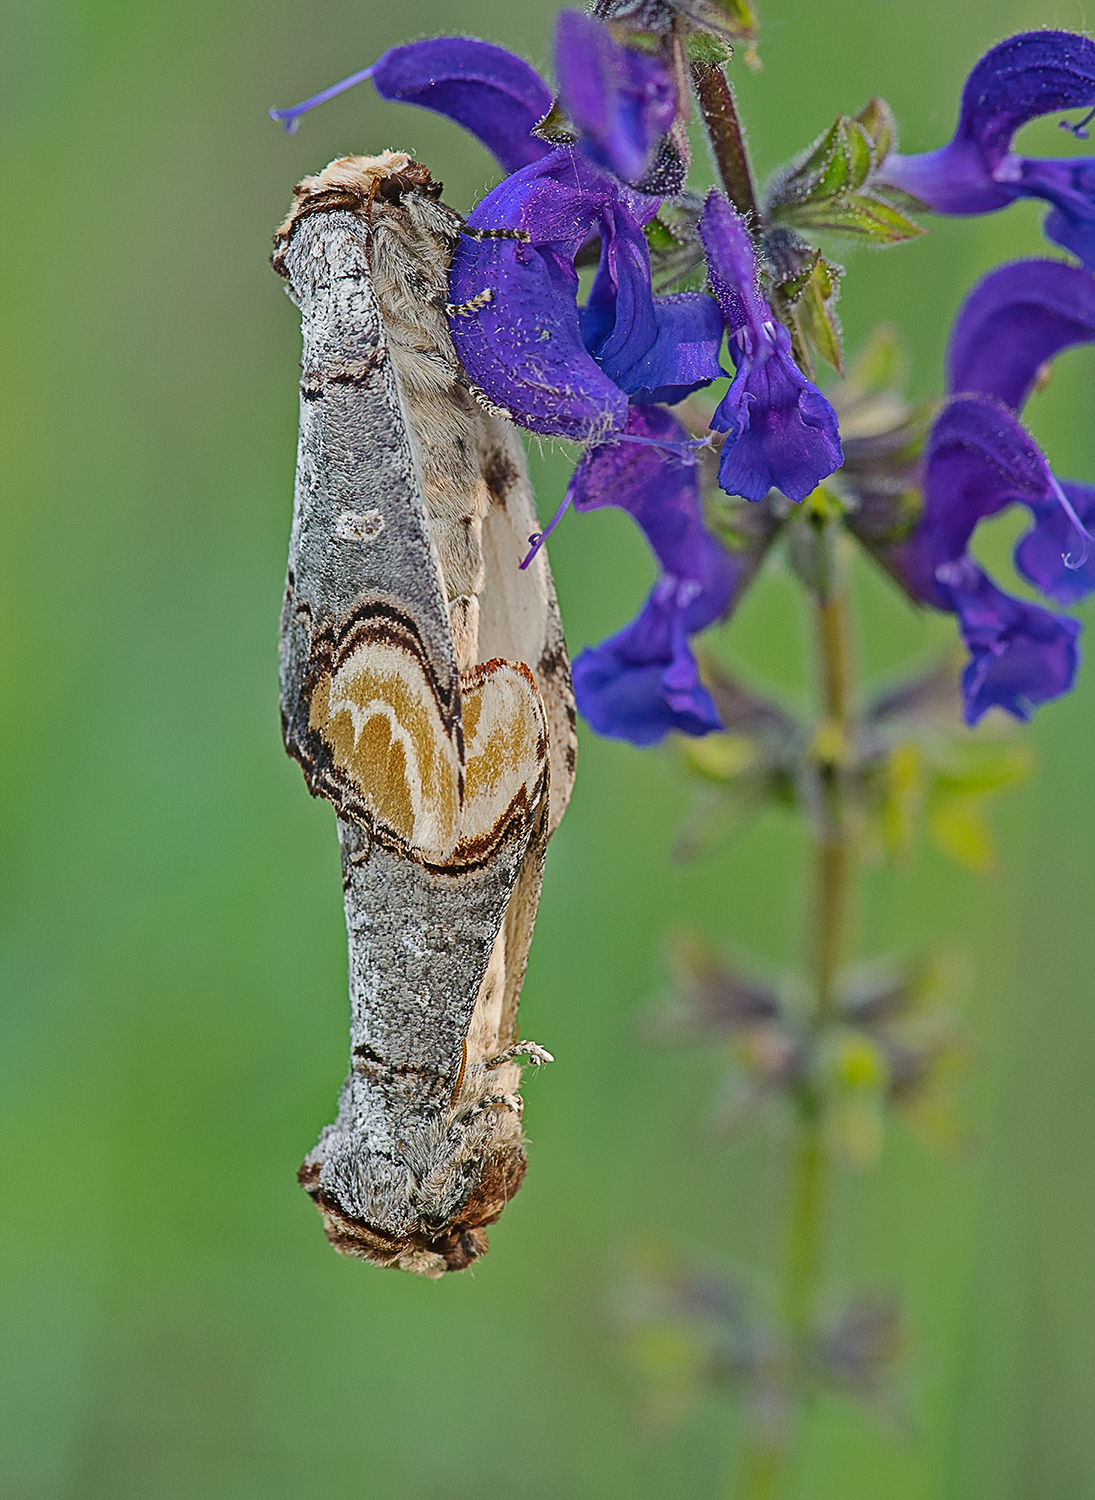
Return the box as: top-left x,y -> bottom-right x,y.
446,288 -> 494,317
459,378 -> 513,422
460,225 -> 532,242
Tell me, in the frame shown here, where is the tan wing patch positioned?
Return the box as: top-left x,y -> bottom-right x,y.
310,640 -> 463,861
309,645 -> 546,865
455,660 -> 547,858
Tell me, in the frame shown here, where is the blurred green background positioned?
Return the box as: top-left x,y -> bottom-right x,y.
2,1 -> 1094,1495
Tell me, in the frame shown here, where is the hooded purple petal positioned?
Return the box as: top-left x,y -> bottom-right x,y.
554,10 -> 677,185
698,192 -> 769,350
449,148 -> 718,437
1016,479 -> 1095,603
893,396 -> 1055,608
568,406 -> 738,745
373,39 -> 553,173
947,257 -> 1095,410
699,193 -> 842,503
952,31 -> 1095,168
875,32 -> 1095,266
934,557 -> 1081,724
580,220 -> 724,400
271,38 -> 553,174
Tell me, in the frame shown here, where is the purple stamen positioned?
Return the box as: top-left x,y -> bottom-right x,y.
520,494 -> 572,569
1047,467 -> 1095,568
1059,105 -> 1095,140
270,65 -> 377,134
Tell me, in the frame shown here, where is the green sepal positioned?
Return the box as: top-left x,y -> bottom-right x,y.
855,95 -> 895,163
684,30 -> 734,65
643,196 -> 709,293
530,96 -> 577,145
764,230 -> 845,375
784,192 -> 926,244
766,100 -> 924,244
676,0 -> 760,45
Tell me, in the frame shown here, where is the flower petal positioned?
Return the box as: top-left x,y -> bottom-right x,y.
712,324 -> 843,503
699,193 -> 842,502
875,31 -> 1095,254
271,39 -> 553,173
935,557 -> 1081,724
572,583 -> 724,745
374,38 -> 553,173
1016,478 -> 1095,603
894,396 -> 1054,608
1011,157 -> 1095,271
554,10 -> 677,185
947,257 -> 1095,409
582,242 -> 724,400
568,405 -> 736,613
698,192 -> 769,350
566,406 -> 744,746
449,148 -> 701,437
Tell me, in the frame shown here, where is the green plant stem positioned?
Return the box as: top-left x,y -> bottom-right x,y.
737,580 -> 857,1500
691,61 -> 759,222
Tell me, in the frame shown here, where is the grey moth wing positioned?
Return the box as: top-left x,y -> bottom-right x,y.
275,180 -> 466,862
274,153 -> 576,1275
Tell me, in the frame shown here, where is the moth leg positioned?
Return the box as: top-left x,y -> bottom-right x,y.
469,1092 -> 524,1118
485,1041 -> 554,1069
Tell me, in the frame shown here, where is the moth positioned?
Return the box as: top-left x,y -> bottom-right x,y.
273,152 -> 576,1276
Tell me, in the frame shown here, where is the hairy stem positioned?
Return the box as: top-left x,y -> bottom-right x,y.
738,577 -> 857,1500
691,61 -> 760,222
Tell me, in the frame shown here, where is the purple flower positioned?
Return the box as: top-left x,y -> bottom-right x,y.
448,148 -> 724,439
568,406 -> 739,744
875,31 -> 1095,269
271,38 -> 553,174
554,10 -> 678,186
699,193 -> 843,502
944,258 -> 1095,605
886,385 -> 1091,724
935,556 -> 1080,724
871,257 -> 1095,722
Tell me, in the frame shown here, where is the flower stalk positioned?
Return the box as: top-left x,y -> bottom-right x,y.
691,60 -> 759,221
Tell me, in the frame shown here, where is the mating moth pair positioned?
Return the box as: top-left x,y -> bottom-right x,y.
273,153 -> 576,1276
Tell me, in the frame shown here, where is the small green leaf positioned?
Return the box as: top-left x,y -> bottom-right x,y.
879,741 -> 925,864
785,191 -> 926,244
927,796 -> 996,875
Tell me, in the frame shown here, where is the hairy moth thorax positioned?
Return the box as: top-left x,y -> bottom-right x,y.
274,153 -> 576,1275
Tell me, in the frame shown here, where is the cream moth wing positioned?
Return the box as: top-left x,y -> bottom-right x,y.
274,153 -> 576,1274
